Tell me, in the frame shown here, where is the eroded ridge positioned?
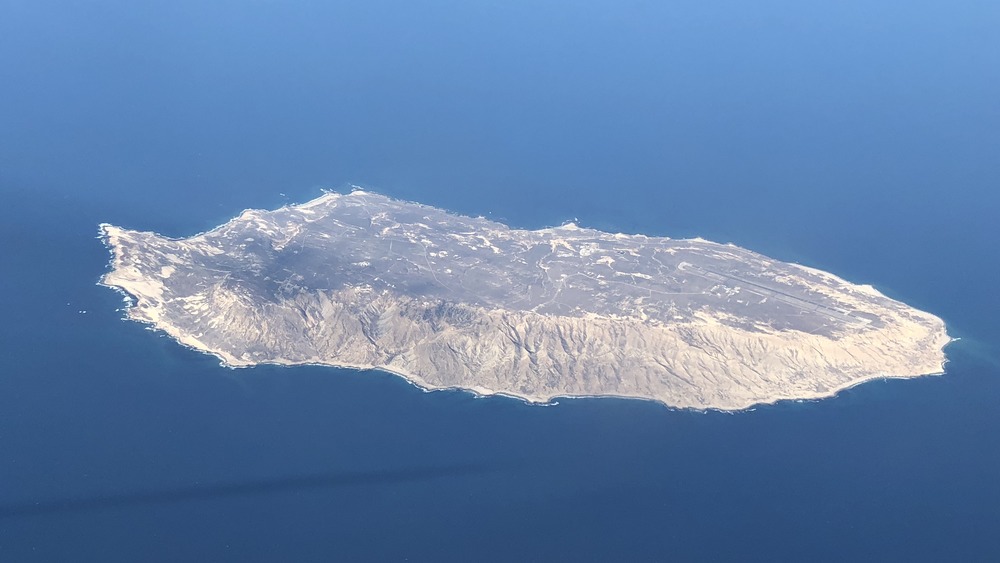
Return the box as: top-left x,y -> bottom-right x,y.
100,190 -> 950,410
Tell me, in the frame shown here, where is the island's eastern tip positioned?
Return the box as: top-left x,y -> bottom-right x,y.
99,190 -> 950,410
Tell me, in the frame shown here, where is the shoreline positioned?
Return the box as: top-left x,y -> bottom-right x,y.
97,190 -> 954,413
99,270 -> 954,414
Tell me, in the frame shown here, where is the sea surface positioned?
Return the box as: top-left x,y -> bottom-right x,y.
2,1 -> 999,561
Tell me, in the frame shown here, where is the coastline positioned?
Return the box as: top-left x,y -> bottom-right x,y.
99,261 -> 953,413
97,190 -> 954,413
95,286 -> 955,413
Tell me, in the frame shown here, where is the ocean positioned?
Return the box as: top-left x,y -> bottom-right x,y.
2,1 -> 998,561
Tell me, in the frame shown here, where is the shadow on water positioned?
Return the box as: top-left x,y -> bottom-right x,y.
0,462 -> 495,519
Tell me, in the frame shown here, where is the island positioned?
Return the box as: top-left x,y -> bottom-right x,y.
99,190 -> 951,410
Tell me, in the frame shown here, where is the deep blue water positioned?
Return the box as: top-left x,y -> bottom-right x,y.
2,1 -> 999,561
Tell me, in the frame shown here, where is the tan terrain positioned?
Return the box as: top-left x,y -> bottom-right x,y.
100,190 -> 950,410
